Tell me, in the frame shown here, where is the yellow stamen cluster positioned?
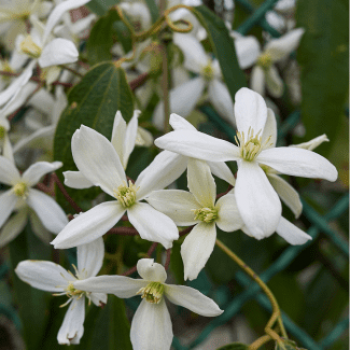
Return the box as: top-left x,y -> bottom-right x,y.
114,180 -> 139,208
193,207 -> 218,224
0,126 -> 5,140
13,182 -> 28,198
20,35 -> 42,58
201,62 -> 214,81
257,53 -> 273,70
235,127 -> 272,162
137,282 -> 165,304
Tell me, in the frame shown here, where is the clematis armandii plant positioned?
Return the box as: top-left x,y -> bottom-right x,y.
52,124 -> 186,250
73,258 -> 223,350
15,237 -> 107,345
155,88 -> 338,239
0,0 -> 91,107
146,158 -> 244,280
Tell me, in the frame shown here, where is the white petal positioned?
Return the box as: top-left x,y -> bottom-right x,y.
28,209 -> 52,244
127,203 -> 179,249
57,297 -> 85,345
52,201 -> 125,249
216,194 -> 244,232
43,0 -> 92,43
169,113 -> 197,131
208,79 -> 235,125
131,299 -> 173,350
111,111 -> 127,163
137,258 -> 167,282
234,35 -> 261,69
63,170 -> 94,189
27,189 -> 68,234
187,158 -> 216,207
77,237 -> 104,278
267,173 -> 302,218
257,147 -> 338,182
265,65 -> 284,98
155,130 -> 240,162
39,38 -> 78,68
208,161 -> 236,186
181,222 -> 216,280
73,276 -> 147,298
123,110 -> 140,167
0,155 -> 21,185
136,127 -> 153,147
165,284 -> 223,316
146,190 -> 200,226
1,131 -> 13,162
153,77 -> 205,130
292,134 -> 329,151
235,161 -> 281,239
71,125 -> 126,197
265,28 -> 305,62
276,216 -> 312,245
0,208 -> 27,247
89,292 -> 107,307
0,190 -> 17,228
250,65 -> 266,97
235,87 -> 267,134
262,108 -> 277,148
173,33 -> 208,72
15,260 -> 71,292
22,161 -> 62,186
135,151 -> 187,199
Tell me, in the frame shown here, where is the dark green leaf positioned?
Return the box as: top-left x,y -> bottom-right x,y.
296,0 -> 349,156
144,0 -> 159,23
217,342 -> 250,350
192,5 -> 247,102
54,63 -> 134,211
86,0 -> 119,16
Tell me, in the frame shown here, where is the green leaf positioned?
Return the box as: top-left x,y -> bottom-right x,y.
296,0 -> 349,156
9,225 -> 52,350
275,338 -> 307,350
86,0 -> 119,16
192,5 -> 247,102
144,0 -> 159,23
217,342 -> 250,350
54,63 -> 134,211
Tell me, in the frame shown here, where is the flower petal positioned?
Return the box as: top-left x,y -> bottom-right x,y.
27,189 -> 68,234
234,87 -> 267,134
0,155 -> 21,185
265,65 -> 284,98
15,260 -> 72,292
267,173 -> 302,218
257,147 -> 338,182
123,110 -> 140,167
292,134 -> 329,151
235,161 -> 281,239
77,237 -> 104,278
111,111 -> 127,164
165,284 -> 223,316
234,34 -> 261,69
250,65 -> 265,97
276,217 -> 312,245
216,194 -> 244,232
262,108 -> 277,148
181,222 -> 216,281
137,258 -> 167,282
0,190 -> 17,228
73,276 -> 147,298
63,170 -> 94,189
0,208 -> 27,248
28,210 -> 52,244
208,161 -> 236,186
135,151 -> 187,199
187,158 -> 216,207
208,80 -> 235,125
127,202 -> 179,249
89,292 -> 107,307
52,201 -> 125,249
169,113 -> 197,131
155,130 -> 239,162
57,297 -> 85,345
22,161 -> 62,186
131,298 -> 173,350
71,125 -> 126,197
146,190 -> 200,226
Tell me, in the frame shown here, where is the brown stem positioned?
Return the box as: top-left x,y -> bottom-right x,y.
36,183 -> 55,197
164,249 -> 171,270
179,225 -> 194,237
122,265 -> 137,276
147,242 -> 158,257
129,72 -> 149,91
106,227 -> 139,236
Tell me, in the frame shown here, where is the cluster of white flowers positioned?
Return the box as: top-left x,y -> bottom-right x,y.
0,0 -> 338,349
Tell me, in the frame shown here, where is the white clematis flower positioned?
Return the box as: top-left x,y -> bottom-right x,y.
155,88 -> 338,239
73,258 -> 223,350
52,125 -> 185,249
153,34 -> 235,129
15,237 -> 107,345
146,158 -> 243,280
0,157 -> 68,243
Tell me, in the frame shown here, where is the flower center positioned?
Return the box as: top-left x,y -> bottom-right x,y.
201,61 -> 214,81
13,182 -> 28,198
113,180 -> 139,208
257,53 -> 273,70
235,127 -> 272,161
193,207 -> 218,224
20,35 -> 42,58
0,60 -> 14,82
0,126 -> 5,140
137,282 -> 165,304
